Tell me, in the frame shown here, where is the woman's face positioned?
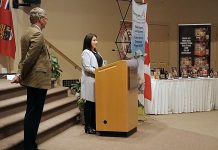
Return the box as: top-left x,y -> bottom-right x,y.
91,36 -> 98,50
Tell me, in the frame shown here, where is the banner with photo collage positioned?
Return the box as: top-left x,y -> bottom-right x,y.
179,24 -> 211,77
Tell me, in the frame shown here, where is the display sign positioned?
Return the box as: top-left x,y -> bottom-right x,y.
179,24 -> 211,77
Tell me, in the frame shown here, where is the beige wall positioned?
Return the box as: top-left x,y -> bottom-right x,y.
42,0 -> 124,80
147,0 -> 218,71
1,0 -> 218,79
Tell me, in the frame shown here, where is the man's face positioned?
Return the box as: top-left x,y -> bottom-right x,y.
39,16 -> 48,29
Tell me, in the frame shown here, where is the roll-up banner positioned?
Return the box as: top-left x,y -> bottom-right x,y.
179,24 -> 211,77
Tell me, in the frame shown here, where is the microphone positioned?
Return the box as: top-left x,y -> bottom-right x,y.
112,49 -> 118,51
112,49 -> 127,54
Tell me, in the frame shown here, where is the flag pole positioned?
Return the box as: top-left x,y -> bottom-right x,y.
7,56 -> 11,73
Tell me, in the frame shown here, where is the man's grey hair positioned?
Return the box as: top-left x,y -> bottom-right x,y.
29,7 -> 46,24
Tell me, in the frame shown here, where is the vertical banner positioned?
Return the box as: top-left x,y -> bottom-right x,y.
0,0 -> 16,59
131,0 -> 146,56
131,0 -> 151,116
179,24 -> 211,77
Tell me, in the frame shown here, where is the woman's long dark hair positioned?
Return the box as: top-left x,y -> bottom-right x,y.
82,33 -> 97,51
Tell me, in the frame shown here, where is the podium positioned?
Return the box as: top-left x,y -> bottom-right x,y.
95,60 -> 138,136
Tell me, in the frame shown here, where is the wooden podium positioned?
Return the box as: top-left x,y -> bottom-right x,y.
95,60 -> 138,136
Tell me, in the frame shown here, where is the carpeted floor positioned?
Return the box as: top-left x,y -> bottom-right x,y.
39,110 -> 218,150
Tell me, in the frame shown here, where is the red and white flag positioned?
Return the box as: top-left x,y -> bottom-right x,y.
0,0 -> 16,59
144,39 -> 152,100
142,0 -> 151,102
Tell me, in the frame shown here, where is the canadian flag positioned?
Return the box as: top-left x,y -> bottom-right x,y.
0,0 -> 16,59
142,0 -> 152,101
144,39 -> 152,100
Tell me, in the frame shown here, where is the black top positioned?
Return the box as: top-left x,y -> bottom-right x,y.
92,51 -> 103,67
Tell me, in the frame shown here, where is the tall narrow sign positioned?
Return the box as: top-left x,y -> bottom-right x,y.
131,0 -> 151,102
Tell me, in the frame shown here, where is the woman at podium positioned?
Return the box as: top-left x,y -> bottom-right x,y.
81,33 -> 103,134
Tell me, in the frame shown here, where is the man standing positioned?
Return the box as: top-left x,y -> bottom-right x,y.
11,7 -> 51,150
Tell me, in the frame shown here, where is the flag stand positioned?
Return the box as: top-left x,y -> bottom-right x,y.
7,56 -> 11,73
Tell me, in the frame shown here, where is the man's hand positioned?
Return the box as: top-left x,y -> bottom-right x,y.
11,75 -> 21,84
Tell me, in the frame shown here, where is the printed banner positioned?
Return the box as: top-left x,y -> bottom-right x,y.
132,0 -> 151,101
179,24 -> 211,77
131,0 -> 147,56
0,0 -> 16,59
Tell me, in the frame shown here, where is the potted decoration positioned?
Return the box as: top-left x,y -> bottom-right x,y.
70,80 -> 85,124
50,54 -> 62,88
